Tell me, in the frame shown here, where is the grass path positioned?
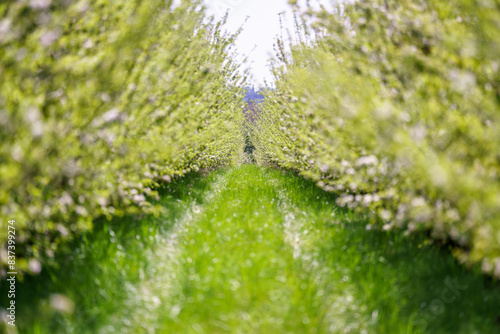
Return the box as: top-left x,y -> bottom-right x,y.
3,165 -> 500,333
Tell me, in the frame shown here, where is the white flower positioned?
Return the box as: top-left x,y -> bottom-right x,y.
58,193 -> 73,207
28,259 -> 42,274
83,39 -> 93,49
356,155 -> 378,167
30,0 -> 51,10
102,108 -> 121,123
494,259 -> 500,278
133,194 -> 146,203
363,194 -> 373,205
411,197 -> 426,207
336,195 -> 354,206
75,206 -> 88,217
448,69 -> 476,93
50,294 -> 74,314
40,29 -> 61,46
0,19 -> 12,42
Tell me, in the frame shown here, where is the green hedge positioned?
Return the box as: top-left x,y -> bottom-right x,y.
254,0 -> 500,277
0,0 -> 245,273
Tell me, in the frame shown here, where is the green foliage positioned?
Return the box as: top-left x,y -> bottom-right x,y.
0,0 -> 245,272
254,0 -> 500,276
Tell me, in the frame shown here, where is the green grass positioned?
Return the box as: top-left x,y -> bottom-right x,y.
2,165 -> 500,333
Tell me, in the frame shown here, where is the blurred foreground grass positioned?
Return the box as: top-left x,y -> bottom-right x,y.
1,165 -> 500,333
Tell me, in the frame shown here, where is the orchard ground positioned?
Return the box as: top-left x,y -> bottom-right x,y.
2,165 -> 500,333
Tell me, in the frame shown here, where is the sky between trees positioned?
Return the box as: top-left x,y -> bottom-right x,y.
203,0 -> 338,87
